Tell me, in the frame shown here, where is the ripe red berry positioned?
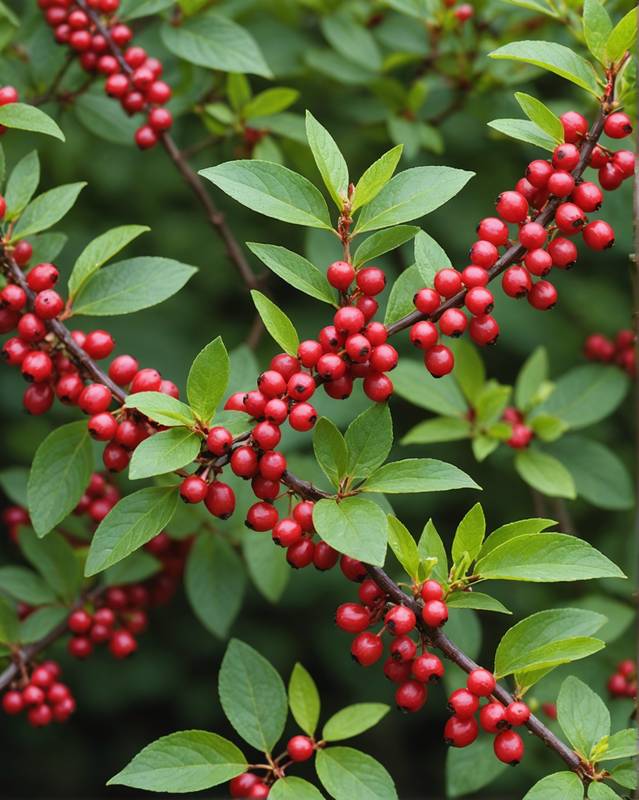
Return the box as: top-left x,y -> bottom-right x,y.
78,383 -> 112,414
334,306 -> 365,336
477,217 -> 509,245
444,715 -> 479,747
410,321 -> 438,349
252,421 -> 281,450
28,704 -> 53,727
555,202 -> 585,234
259,450 -> 287,481
130,368 -> 162,393
505,701 -> 530,726
316,352 -> 346,381
494,730 -> 524,765
363,371 -> 393,402
286,538 -> 315,568
518,222 -> 547,250
547,170 -> 575,197
420,580 -> 444,601
469,315 -> 499,346
424,345 -> 454,377
437,308 -> 467,338
33,289 -> 64,320
68,609 -> 93,634
552,143 -> 580,171
206,426 -> 233,456
13,240 -> 33,266
480,702 -> 508,733
396,679 -> 427,712
327,260 -> 355,291
604,111 -> 632,139
560,111 -> 588,143
180,475 -> 208,504
356,267 -> 386,295
263,398 -> 288,425
547,237 -> 577,268
0,283 -> 27,311
384,657 -> 412,683
412,653 -> 445,683
370,343 -> 398,372
524,248 -> 552,276
2,337 -> 30,366
571,181 -> 603,212
502,265 -> 532,298
287,735 -> 314,762
612,149 -> 635,178
108,354 -> 138,385
461,265 -> 489,288
27,262 -> 59,292
2,690 -> 24,715
414,287 -> 441,315
434,269 -> 463,298
109,629 -> 138,659
385,605 -> 416,636
204,481 -> 235,519
526,160 -> 553,188
135,125 -> 158,150
288,402 -> 317,431
365,321 -> 387,346
230,446 -> 259,478
83,330 -> 115,360
271,517 -> 302,547
88,412 -> 118,441
351,631 -> 383,666
582,219 -> 615,250
23,382 -> 54,415
313,541 -> 339,571
336,603 -> 372,634
467,668 -> 496,697
229,773 -> 260,798
599,160 -> 624,191
21,350 -> 53,383
528,280 -> 557,310
449,688 -> 480,718
469,240 -> 499,269
422,599 -> 448,627
465,286 -> 494,316
496,191 -> 528,223
507,423 -> 534,449
147,80 -> 172,104
68,636 -> 93,659
345,333 -> 371,362
297,339 -> 323,368
246,501 -> 278,531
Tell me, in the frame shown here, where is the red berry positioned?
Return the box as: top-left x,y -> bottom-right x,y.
88,412 -> 118,441
496,191 -> 528,223
604,112 -> 632,139
0,283 -> 26,311
68,636 -> 93,659
263,398 -> 288,425
410,321 -> 438,349
560,111 -> 588,143
571,181 -> 602,212
469,315 -> 499,346
525,160 -> 553,188
477,217 -> 509,245
465,286 -> 494,316
251,475 -> 279,501
555,202 -> 586,234
502,265 -> 532,298
589,145 -> 609,168
297,339 -> 323,368
207,426 -> 233,456
340,555 -> 367,582
582,219 -> 615,250
180,475 -> 208,503
384,657 -> 413,683
370,343 -> 398,371
135,125 -> 158,150
68,609 -> 93,634
33,289 -> 64,320
390,635 -> 417,662
494,730 -> 524,765
271,517 -> 302,547
422,599 -> 448,627
2,337 -> 30,365
469,240 -> 498,269
0,85 -> 18,105
449,688 -> 480,718
313,541 -> 339,570
505,701 -> 530,726
83,330 -> 114,359
23,383 -> 54,415
438,308 -> 467,337
230,446 -> 259,478
356,267 -> 386,296
547,170 -> 575,197
21,350 -> 53,383
109,629 -> 137,659
13,240 -> 33,266
105,73 -> 129,97
385,605 -> 416,635
334,306 -> 365,336
612,150 -> 635,178
259,450 -> 287,481
108,354 -> 139,385
287,735 -> 314,762
351,632 -> 383,666
270,353 -> 299,380
461,265 -> 489,287
412,653 -> 445,683
414,287 -> 440,315
396,679 -> 427,712
204,481 -> 235,519
130,368 -> 162,393
424,345 -> 454,377
444,715 -> 479,747
467,668 -> 496,697
288,402 -> 317,431
524,248 -> 552,276
434,269 -> 463,298
286,538 -> 315,568
293,501 -> 315,532
547,237 -> 578,269
345,333 -> 371,362
363,371 -> 393,402
327,260 -> 355,291
528,280 -> 557,310
252,421 -> 281,450
2,690 -> 24,715
18,313 -> 46,342
319,325 -> 343,353
28,704 -> 53,727
552,143 -> 580,171
421,580 -> 444,601
230,774 -> 260,798
599,161 -> 624,190
246,501 -> 278,531
78,383 -> 112,414
507,423 -> 534,449
147,81 -> 172,104
316,353 -> 346,381
480,702 -> 508,733
27,263 -> 59,291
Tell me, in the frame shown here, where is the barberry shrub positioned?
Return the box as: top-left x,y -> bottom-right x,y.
0,0 -> 636,798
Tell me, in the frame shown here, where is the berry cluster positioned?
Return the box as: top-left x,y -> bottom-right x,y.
584,329 -> 635,376
502,406 -> 534,450
228,734 -> 318,797
336,578 -> 449,713
444,670 -> 528,766
607,659 -> 637,700
405,109 -> 634,379
229,773 -> 271,798
142,532 -> 192,606
38,0 -> 173,148
2,661 -> 75,726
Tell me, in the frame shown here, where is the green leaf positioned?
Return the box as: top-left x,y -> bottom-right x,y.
478,517 -> 556,559
0,597 -> 19,644
187,336 -> 230,423
19,605 -> 67,644
600,729 -> 638,761
72,257 -> 197,316
68,224 -> 150,299
446,591 -> 511,614
243,88 -> 299,119
523,772 -> 584,800
354,166 -> 474,233
130,429 -> 201,480
588,783 -> 622,799
0,103 -> 64,141
488,118 -> 557,152
606,8 -> 637,62
323,704 -> 389,742
125,392 -> 196,427
108,730 -> 247,791
557,676 -> 610,758
12,183 -> 85,241
243,534 -> 289,603
414,229 -> 452,286
218,639 -> 287,753
401,416 -> 472,446
316,747 -> 397,800
200,161 -> 332,229
446,737 -> 506,797
313,418 -> 348,488
353,226 -> 419,268
515,449 -> 576,499
384,264 -> 423,325
534,365 -> 628,429
4,150 -> 39,220
393,359 -> 468,416
352,145 -> 403,212
288,663 -> 320,737
515,347 -> 548,411
489,41 -> 600,95
19,529 -> 82,603
160,12 -> 271,77
321,10 -> 382,71
514,94 -> 563,142
0,566 -> 57,605
270,777 -> 325,800
548,436 -> 633,510
29,232 -> 67,264
85,487 -> 179,576
475,383 -> 511,426
494,608 -> 606,679
250,290 -> 299,355
313,497 -> 387,565
247,243 -> 335,305
386,515 -> 420,579
451,504 -> 486,564
361,458 -> 479,494
120,0 -> 174,20
27,421 -> 94,538
185,535 -> 245,639
583,0 -> 613,63
530,414 -> 569,442
609,761 -> 636,789
0,466 -> 28,505
345,403 -> 392,479
104,551 -> 162,587
417,519 -> 448,584
305,111 -> 349,208
476,532 -> 625,582
452,340 -> 484,404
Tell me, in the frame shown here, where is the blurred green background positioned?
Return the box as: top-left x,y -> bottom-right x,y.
0,1 -> 635,798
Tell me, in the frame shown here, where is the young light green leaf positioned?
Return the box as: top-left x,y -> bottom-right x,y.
446,592 -> 511,614
523,772 -> 584,800
200,161 -> 332,229
393,359 -> 468,416
72,257 -> 197,316
0,566 -> 57,605
243,88 -> 299,119
515,449 -> 576,499
530,415 -> 569,442
251,290 -> 299,355
476,532 -> 625,582
494,608 -> 606,678
609,762 -> 636,789
316,747 -> 398,800
606,8 -> 637,62
247,243 -> 335,305
588,782 -> 623,799
218,639 -> 288,753
515,347 -> 548,411
313,497 -> 387,565
108,731 -> 247,791
478,518 -> 556,559
386,515 -> 420,579
452,503 -> 486,564
270,777 -> 325,800
4,150 -> 40,220
185,535 -> 245,639
323,703 -> 390,741
345,403 -> 392,479
160,12 -> 271,77
418,519 -> 448,584
0,103 -> 64,141
514,93 -> 563,142
12,182 -> 85,241
452,339 -> 485,403
305,111 -> 349,208
125,392 -> 196,427
313,418 -> 348,487
489,41 -> 600,94
583,0 -> 613,63
85,487 -> 179,576
288,663 -> 320,737
129,428 -> 201,480
557,676 -> 610,758
600,729 -> 638,761
354,166 -> 474,233
353,226 -> 419,268
414,229 -> 452,286
488,119 -> 557,152
68,224 -> 150,299
361,458 -> 480,494
187,336 -> 229,423
401,416 -> 472,446
20,528 -> 83,603
27,421 -> 94,538
352,145 -> 403,212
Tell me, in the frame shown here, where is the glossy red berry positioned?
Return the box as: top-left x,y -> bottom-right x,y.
410,321 -> 438,349
467,668 -> 496,697
412,653 -> 445,683
327,260 -> 354,291
502,265 -> 532,298
424,345 -> 454,377
13,240 -> 33,266
582,220 -> 614,250
547,170 -> 575,197
204,481 -> 236,519
351,631 -> 383,666
27,263 -> 59,291
524,248 -> 552,276
384,657 -> 412,683
434,269 -> 463,298
560,111 -> 588,143
370,343 -> 398,371
604,112 -> 632,139
444,715 -> 479,747
477,217 -> 509,245
345,333 -> 371,362
422,599 -> 448,627
465,286 -> 494,316
108,354 -> 139,385
526,160 -> 553,188
356,267 -> 386,295
68,636 -> 93,659
23,382 -> 54,415
571,181 -> 603,212
420,580 -> 444,601
396,680 -> 427,712
180,475 -> 208,504
599,161 -> 624,190
246,501 -> 278,531
87,412 -> 118,441
547,237 -> 577,268
271,518 -> 302,547
334,306 -> 365,336
480,702 -> 508,733
528,280 -> 557,310
286,538 -> 315,568
288,402 -> 317,431
437,308 -> 466,338
385,605 -> 416,636
68,609 -> 93,634
33,289 -> 64,320
519,222 -> 547,249
206,426 -> 233,456
21,350 -> 53,383
2,690 -> 24,715
287,735 -> 314,762
507,423 -> 534,449
340,555 -> 367,582
259,450 -> 287,481
414,287 -> 440,314
229,774 -> 260,798
297,339 -> 323,368
612,149 -> 635,178
552,143 -> 580,171
494,730 -> 524,765
313,541 -> 339,571
363,371 -> 393,402
461,265 -> 489,288
336,603 -> 371,633
496,191 -> 528,223
78,383 -> 112,414
109,629 -> 137,659
130,368 -> 162,393
365,321 -> 387,346
469,315 -> 499,346
505,701 -> 530,726
449,688 -> 480,718
135,125 -> 158,150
